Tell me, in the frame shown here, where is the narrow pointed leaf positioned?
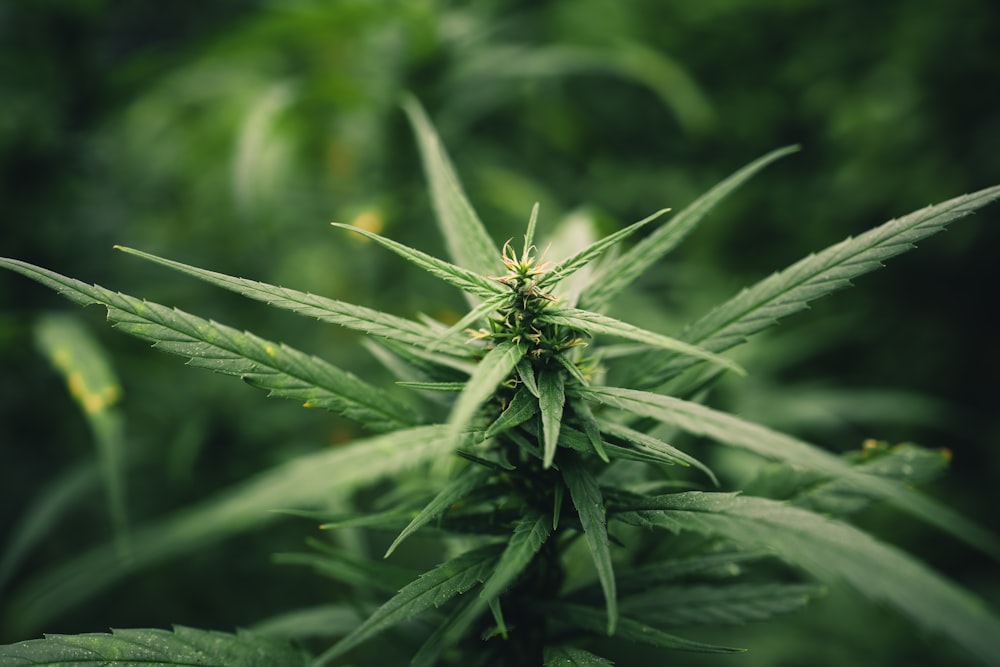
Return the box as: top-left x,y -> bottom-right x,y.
572,398 -> 609,463
583,146 -> 800,310
331,223 -> 505,298
448,341 -> 527,438
315,544 -> 502,664
6,425 -> 456,635
485,386 -> 539,438
516,358 -> 540,397
562,456 -> 617,634
385,467 -> 489,557
539,367 -> 566,468
612,551 -> 769,596
480,512 -> 552,602
544,645 -> 615,666
621,582 -> 822,627
542,307 -> 744,376
0,626 -> 306,666
580,384 -> 1000,559
614,492 -> 1000,666
34,314 -> 129,557
524,202 -> 540,257
115,246 -> 469,355
537,208 -> 670,289
402,95 -> 502,275
599,420 -> 717,485
550,603 -> 744,654
0,258 -> 417,431
641,183 -> 1000,386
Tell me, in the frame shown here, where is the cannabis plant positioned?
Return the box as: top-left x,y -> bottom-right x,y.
2,98 -> 1000,666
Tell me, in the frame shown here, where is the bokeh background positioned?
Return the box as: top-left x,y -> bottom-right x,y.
2,1 -> 998,664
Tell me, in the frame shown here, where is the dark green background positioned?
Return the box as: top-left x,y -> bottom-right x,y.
2,1 -> 998,664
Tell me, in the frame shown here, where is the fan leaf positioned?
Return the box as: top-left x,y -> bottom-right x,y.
0,626 -> 306,666
0,258 -> 418,432
613,492 -> 1000,666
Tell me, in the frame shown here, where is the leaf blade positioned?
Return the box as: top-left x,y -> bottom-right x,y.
1,258 -> 419,431
583,146 -> 800,310
402,95 -> 502,276
561,456 -> 617,635
614,492 -> 1000,666
0,625 -> 306,666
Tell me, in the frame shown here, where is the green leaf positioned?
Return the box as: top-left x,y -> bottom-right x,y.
33,314 -> 129,557
0,626 -> 306,666
314,544 -> 502,664
385,467 -> 489,557
275,539 -> 416,595
250,604 -> 361,641
571,398 -> 609,463
614,492 -> 1000,666
549,603 -> 744,654
583,146 -> 799,310
638,183 -> 1000,387
480,512 -> 552,603
543,645 -> 615,666
402,95 -> 502,276
0,463 -> 97,594
115,246 -> 468,356
541,307 -> 744,376
598,420 -> 717,485
0,258 -> 418,432
5,425 -> 457,635
621,582 -> 822,627
448,341 -> 527,439
537,208 -> 670,289
331,223 -> 505,299
611,551 -> 768,596
580,385 -> 1000,559
561,456 -> 617,635
539,367 -> 566,468
485,386 -> 539,438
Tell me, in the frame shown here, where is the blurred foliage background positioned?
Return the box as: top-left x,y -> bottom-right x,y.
1,1 -> 998,664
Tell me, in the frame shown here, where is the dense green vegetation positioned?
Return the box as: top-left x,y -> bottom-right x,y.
2,2 -> 998,665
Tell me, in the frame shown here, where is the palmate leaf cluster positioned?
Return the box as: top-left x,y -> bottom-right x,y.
2,99 -> 1000,666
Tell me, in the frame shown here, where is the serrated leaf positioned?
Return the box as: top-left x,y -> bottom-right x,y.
580,384 -> 1000,559
402,95 -> 502,277
479,511 -> 552,607
613,491 -> 1000,666
485,386 -> 539,438
314,544 -> 502,664
611,551 -> 768,596
448,341 -> 527,439
637,183 -> 1000,387
598,420 -> 717,485
114,246 -> 468,356
0,258 -> 418,432
561,456 -> 617,635
621,582 -> 822,627
385,467 -> 489,557
539,367 -> 566,468
549,603 -> 744,654
583,146 -> 799,310
537,208 -> 670,289
571,398 -> 609,463
541,307 -> 744,376
0,625 -> 306,666
275,539 -> 416,595
6,425 -> 456,635
543,645 -> 615,666
331,223 -> 505,299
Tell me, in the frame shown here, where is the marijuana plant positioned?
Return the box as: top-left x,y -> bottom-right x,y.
2,98 -> 1000,666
